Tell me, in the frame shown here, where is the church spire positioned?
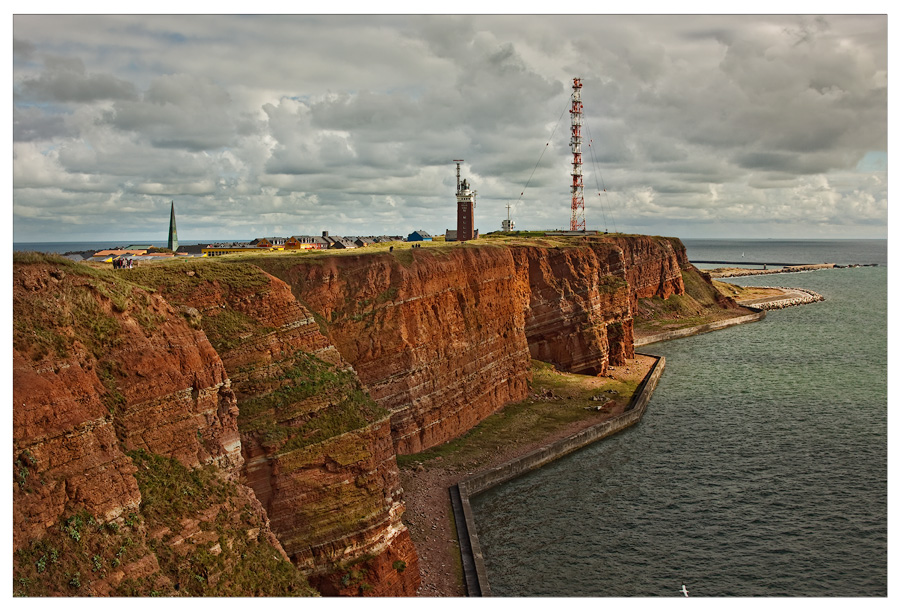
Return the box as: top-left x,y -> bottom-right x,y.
167,201 -> 178,252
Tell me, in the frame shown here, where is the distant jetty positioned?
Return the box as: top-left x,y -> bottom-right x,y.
705,262 -> 877,279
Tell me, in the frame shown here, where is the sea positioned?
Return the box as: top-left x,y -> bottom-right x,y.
681,238 -> 887,269
471,238 -> 888,597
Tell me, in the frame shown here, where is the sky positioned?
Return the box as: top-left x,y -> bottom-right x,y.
10,10 -> 889,243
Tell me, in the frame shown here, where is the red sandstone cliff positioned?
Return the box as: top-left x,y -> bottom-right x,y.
598,235 -> 687,308
13,235 -> 690,596
255,236 -> 684,455
260,248 -> 534,456
12,256 -> 307,596
146,262 -> 419,596
514,242 -> 634,376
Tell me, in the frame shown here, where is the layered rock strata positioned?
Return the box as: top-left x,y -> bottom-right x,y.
12,259 -> 303,596
599,235 -> 687,308
515,242 -> 633,376
262,248 -> 534,455
13,263 -> 241,547
256,236 -> 685,454
143,262 -> 419,596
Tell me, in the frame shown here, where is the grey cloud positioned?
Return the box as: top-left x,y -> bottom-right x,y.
19,54 -> 138,103
14,106 -> 72,141
11,15 -> 887,241
733,150 -> 861,175
13,37 -> 36,60
106,74 -> 237,150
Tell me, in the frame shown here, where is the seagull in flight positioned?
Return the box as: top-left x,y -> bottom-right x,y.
681,584 -> 689,597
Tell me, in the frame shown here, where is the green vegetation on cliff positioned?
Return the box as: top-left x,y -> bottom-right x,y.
634,266 -> 749,335
130,257 -> 390,452
12,252 -> 163,360
13,450 -> 315,597
127,259 -> 272,301
128,450 -> 315,596
127,260 -> 277,352
13,508 -> 152,596
13,253 -> 377,596
237,350 -> 387,452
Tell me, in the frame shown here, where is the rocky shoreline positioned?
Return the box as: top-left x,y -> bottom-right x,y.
736,287 -> 825,310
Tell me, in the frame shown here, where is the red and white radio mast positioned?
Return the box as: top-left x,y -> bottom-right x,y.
569,77 -> 585,231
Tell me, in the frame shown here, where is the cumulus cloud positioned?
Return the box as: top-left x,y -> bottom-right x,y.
11,14 -> 887,242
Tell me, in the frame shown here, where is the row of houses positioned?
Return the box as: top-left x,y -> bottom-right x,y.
202,233 -> 407,256
64,245 -> 204,264
65,230 -> 444,267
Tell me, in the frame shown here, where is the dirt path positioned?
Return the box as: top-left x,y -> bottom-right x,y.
399,355 -> 655,597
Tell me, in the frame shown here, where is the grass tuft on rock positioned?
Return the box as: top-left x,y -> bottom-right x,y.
237,350 -> 387,452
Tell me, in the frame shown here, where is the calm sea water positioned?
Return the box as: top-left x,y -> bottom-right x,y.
472,240 -> 887,597
682,238 -> 887,267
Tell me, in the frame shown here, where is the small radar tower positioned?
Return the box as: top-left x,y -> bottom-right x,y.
502,202 -> 515,232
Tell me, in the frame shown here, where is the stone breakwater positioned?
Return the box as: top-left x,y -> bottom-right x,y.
738,287 -> 825,310
708,264 -> 834,278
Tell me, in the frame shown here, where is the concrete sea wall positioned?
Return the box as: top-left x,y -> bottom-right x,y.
452,353 -> 666,597
634,309 -> 765,347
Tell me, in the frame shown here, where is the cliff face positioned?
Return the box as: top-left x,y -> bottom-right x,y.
515,242 -> 633,376
255,236 -> 682,454
130,261 -> 420,596
261,248 -> 534,455
13,262 -> 241,546
599,235 -> 687,309
12,257 -> 309,596
13,236 -> 689,596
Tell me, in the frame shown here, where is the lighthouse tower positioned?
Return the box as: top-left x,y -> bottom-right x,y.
454,160 -> 476,241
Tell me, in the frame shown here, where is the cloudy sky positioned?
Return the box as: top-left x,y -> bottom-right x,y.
11,12 -> 888,243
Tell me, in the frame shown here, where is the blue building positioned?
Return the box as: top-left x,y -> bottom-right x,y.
407,230 -> 433,242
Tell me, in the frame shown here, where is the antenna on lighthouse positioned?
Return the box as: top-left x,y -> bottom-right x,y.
453,160 -> 464,193
570,77 -> 586,231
